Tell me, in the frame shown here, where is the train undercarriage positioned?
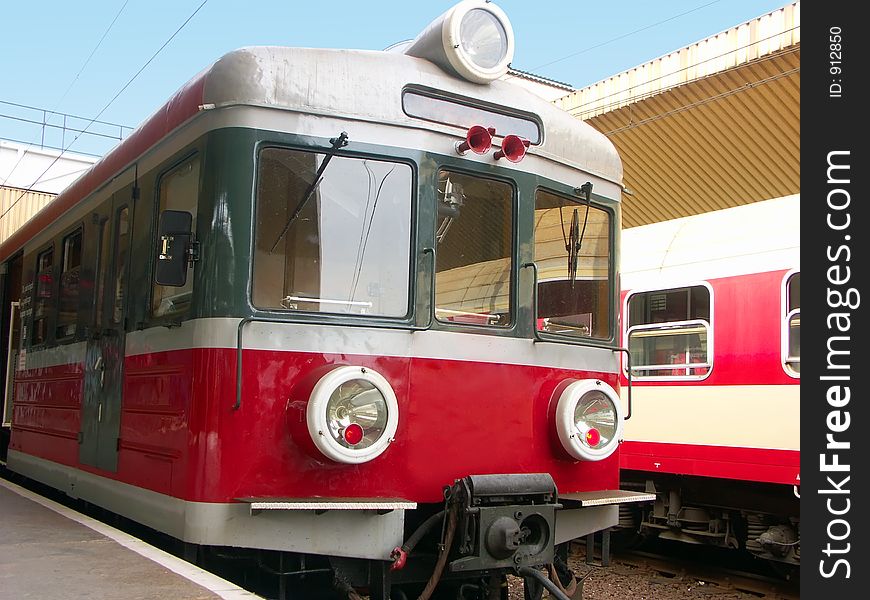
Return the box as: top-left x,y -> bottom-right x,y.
618,472 -> 799,568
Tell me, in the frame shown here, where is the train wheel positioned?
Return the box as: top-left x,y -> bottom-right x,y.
609,528 -> 645,552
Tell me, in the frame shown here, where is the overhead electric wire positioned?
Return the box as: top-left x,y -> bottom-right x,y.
599,66 -> 800,136
56,0 -> 132,109
0,136 -> 103,158
0,99 -> 131,131
1,0 -> 130,188
506,0 -> 724,81
0,111 -> 130,142
572,49 -> 800,123
566,28 -> 800,117
1,0 -> 209,226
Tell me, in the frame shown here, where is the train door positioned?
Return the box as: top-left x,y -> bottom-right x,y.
80,186 -> 132,472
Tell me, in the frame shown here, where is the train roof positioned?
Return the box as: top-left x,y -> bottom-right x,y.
0,45 -> 621,264
621,194 -> 800,289
202,47 -> 620,177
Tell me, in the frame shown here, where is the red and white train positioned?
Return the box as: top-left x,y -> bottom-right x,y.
0,2 -> 651,598
618,194 -> 800,566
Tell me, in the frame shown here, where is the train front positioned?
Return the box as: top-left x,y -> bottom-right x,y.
165,1 -> 654,597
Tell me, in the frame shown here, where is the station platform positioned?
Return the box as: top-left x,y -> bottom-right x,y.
0,477 -> 260,599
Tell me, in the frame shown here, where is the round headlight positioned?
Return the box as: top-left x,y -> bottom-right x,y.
307,366 -> 399,464
402,1 -> 515,84
459,8 -> 509,69
555,380 -> 624,461
442,0 -> 515,84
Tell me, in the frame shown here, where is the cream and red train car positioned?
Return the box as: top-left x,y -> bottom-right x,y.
0,2 -> 651,599
618,195 -> 800,566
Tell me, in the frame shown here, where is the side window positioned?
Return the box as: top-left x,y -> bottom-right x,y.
153,156 -> 200,318
783,272 -> 800,376
626,285 -> 711,379
94,216 -> 111,327
533,189 -> 612,340
32,247 -> 54,345
434,171 -> 513,326
56,228 -> 83,339
113,208 -> 131,325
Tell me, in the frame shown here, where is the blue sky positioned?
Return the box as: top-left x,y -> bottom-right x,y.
1,0 -> 790,156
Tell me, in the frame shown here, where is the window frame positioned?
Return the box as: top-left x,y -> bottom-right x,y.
250,143 -> 418,324
623,281 -> 714,381
532,186 -> 617,345
781,269 -> 800,378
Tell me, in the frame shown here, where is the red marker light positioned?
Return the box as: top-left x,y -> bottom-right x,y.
585,428 -> 601,447
343,423 -> 364,446
493,134 -> 530,162
456,125 -> 496,155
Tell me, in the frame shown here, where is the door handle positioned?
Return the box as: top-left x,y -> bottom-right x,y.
94,356 -> 105,388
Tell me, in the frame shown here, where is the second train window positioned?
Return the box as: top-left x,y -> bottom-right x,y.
56,229 -> 82,339
153,156 -> 200,318
32,247 -> 54,345
434,171 -> 514,327
533,189 -> 612,340
626,285 -> 711,378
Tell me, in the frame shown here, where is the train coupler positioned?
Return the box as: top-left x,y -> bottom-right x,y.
445,473 -> 559,572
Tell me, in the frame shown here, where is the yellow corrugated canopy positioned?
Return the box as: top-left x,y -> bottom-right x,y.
556,2 -> 800,228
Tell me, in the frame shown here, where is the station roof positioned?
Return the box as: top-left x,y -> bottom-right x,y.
555,2 -> 800,228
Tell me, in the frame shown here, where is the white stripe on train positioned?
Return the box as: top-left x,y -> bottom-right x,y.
20,317 -> 619,374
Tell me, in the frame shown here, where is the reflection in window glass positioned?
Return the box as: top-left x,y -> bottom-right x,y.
434,171 -> 513,326
33,248 -> 54,345
94,217 -> 110,327
57,229 -> 83,338
153,157 -> 199,317
253,149 -> 412,317
113,208 -> 130,325
627,286 -> 711,378
534,190 -> 611,339
785,272 -> 800,374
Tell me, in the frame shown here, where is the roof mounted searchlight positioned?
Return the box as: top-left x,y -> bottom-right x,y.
403,0 -> 515,84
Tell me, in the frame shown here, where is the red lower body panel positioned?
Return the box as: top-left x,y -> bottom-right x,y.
620,441 -> 799,486
12,346 -> 620,504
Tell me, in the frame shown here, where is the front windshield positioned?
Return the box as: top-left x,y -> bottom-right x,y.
252,148 -> 412,317
533,189 -> 612,340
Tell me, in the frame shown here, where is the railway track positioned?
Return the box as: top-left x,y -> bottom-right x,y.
559,540 -> 799,600
614,549 -> 798,599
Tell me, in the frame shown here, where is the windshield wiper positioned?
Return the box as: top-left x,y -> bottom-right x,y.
269,131 -> 349,254
566,182 -> 593,286
567,208 -> 580,284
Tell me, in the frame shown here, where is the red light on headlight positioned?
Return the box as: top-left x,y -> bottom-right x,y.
343,423 -> 364,446
585,428 -> 601,447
